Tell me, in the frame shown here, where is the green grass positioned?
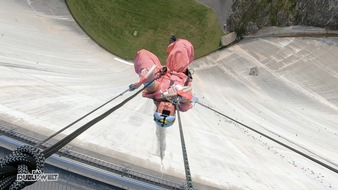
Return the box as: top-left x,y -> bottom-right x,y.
66,0 -> 224,63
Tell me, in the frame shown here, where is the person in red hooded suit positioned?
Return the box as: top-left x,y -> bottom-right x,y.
131,36 -> 194,127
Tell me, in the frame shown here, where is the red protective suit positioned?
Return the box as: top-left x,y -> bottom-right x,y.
133,39 -> 194,112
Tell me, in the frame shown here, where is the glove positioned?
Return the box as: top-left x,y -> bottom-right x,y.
167,84 -> 183,95
178,96 -> 187,103
129,83 -> 139,91
167,86 -> 177,95
191,96 -> 199,103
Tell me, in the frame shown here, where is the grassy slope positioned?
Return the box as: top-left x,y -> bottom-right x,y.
66,0 -> 224,63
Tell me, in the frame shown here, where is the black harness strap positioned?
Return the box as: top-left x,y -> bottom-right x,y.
184,68 -> 192,86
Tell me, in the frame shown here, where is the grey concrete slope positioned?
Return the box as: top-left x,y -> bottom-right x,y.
1,0 -> 338,189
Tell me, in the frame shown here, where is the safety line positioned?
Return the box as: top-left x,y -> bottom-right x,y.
175,102 -> 194,190
35,89 -> 129,148
42,81 -> 155,158
197,101 -> 338,175
41,67 -> 166,157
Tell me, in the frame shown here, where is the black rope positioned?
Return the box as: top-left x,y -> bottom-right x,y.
42,69 -> 166,157
0,146 -> 45,190
175,100 -> 194,190
35,89 -> 130,148
42,77 -> 159,158
197,101 -> 338,175
38,67 -> 166,150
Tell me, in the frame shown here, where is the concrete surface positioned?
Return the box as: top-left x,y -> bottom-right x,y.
1,0 -> 338,189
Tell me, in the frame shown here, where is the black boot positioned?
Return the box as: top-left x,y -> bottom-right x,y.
169,35 -> 176,44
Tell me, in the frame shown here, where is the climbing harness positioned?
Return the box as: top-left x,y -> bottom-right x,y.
0,68 -> 167,190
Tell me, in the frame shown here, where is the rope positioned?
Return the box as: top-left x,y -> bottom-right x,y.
39,67 -> 166,150
197,101 -> 338,175
158,70 -> 195,189
42,75 -> 161,158
35,89 -> 130,148
175,100 -> 194,190
0,146 -> 45,190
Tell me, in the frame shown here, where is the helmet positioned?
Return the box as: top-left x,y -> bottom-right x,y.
153,102 -> 176,127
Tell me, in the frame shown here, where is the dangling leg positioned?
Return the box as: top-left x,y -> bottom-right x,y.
133,49 -> 162,93
165,39 -> 194,73
134,49 -> 162,75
